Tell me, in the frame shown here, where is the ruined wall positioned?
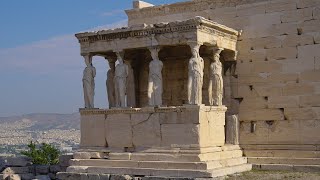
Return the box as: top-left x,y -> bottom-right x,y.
127,0 -> 320,151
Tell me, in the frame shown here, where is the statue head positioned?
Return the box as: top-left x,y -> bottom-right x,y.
213,48 -> 223,62
189,43 -> 201,58
149,47 -> 160,61
116,51 -> 125,64
84,55 -> 92,67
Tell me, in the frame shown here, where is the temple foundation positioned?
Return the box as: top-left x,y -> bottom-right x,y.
57,106 -> 251,179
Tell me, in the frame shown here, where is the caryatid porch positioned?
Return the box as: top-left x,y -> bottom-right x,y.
70,17 -> 251,178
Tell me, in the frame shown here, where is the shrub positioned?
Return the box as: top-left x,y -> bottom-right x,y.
21,141 -> 60,165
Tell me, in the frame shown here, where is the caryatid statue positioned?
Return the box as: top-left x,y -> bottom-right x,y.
187,43 -> 204,105
82,55 -> 96,108
148,47 -> 163,106
126,60 -> 136,108
114,51 -> 129,107
106,58 -> 116,109
209,48 -> 224,106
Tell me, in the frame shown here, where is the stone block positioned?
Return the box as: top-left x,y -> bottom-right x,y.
49,165 -> 61,173
271,23 -> 298,36
105,114 -> 133,148
2,167 -> 29,174
240,121 -> 269,144
239,109 -> 284,121
266,0 -> 297,13
266,47 -> 297,60
4,174 -> 21,180
249,13 -> 281,26
314,7 -> 320,19
132,113 -> 161,147
268,96 -> 299,108
281,8 -> 313,23
279,58 -> 315,73
252,61 -> 282,73
316,57 -> 320,70
59,154 -> 73,167
267,120 -> 300,144
300,95 -> 320,107
100,174 -> 110,180
238,49 -> 267,61
87,174 -> 100,180
300,120 -> 320,143
34,175 -> 51,180
282,83 -> 314,96
81,114 -> 107,147
284,107 -> 316,120
199,121 -> 225,147
300,70 -> 320,82
300,20 -> 320,34
236,2 -> 267,17
6,157 -> 30,167
108,153 -> 131,160
251,36 -> 282,49
297,0 -> 320,8
239,97 -> 268,110
20,173 -> 34,180
161,124 -> 200,147
73,152 -> 91,159
298,44 -> 320,58
226,115 -> 240,145
282,34 -> 314,47
314,33 -> 320,44
254,85 -> 283,97
35,165 -> 49,175
110,174 -> 132,180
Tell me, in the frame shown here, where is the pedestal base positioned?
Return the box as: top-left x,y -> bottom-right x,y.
57,106 -> 251,179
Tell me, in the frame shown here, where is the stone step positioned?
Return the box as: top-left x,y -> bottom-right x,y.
69,157 -> 248,170
106,150 -> 243,162
66,166 -> 213,178
64,163 -> 252,178
210,164 -> 252,178
248,157 -> 320,165
253,164 -> 320,172
244,150 -> 320,158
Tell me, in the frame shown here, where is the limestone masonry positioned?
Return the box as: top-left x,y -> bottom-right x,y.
58,0 -> 320,179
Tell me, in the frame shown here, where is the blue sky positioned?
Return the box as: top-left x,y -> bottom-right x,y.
0,0 -> 183,117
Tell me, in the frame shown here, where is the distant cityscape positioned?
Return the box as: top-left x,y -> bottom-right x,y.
0,113 -> 80,156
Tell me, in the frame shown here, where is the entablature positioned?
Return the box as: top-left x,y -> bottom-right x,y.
75,17 -> 239,58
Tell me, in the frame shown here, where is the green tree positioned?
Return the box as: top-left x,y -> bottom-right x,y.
21,141 -> 60,165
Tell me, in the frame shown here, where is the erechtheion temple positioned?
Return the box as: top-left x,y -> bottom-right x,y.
58,0 -> 320,179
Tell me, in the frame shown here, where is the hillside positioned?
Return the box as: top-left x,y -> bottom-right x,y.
0,113 -> 80,156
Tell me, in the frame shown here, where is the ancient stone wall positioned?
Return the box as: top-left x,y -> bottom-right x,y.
127,0 -> 320,150
0,155 -> 72,180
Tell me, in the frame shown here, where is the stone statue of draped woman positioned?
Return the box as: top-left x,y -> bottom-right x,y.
209,48 -> 224,106
106,60 -> 116,108
148,47 -> 163,106
114,52 -> 129,107
187,43 -> 204,105
82,55 -> 96,108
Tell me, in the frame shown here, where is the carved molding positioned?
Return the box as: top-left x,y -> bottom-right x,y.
75,17 -> 238,48
79,105 -> 227,116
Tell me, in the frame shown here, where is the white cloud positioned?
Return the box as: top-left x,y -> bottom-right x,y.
0,20 -> 128,74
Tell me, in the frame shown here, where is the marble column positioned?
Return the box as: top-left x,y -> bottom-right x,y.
148,46 -> 163,106
82,54 -> 96,108
208,48 -> 224,106
187,42 -> 204,105
106,57 -> 117,109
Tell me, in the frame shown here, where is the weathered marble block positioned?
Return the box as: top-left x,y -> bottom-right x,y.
80,105 -> 227,150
